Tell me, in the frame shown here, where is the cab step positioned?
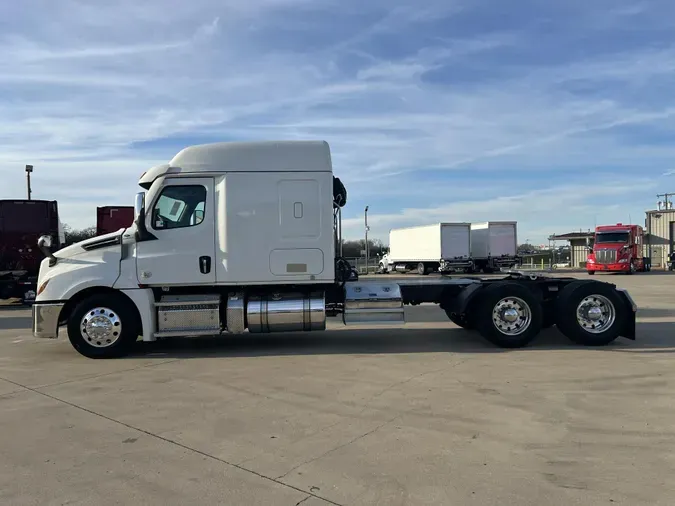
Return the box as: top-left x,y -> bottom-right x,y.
154,294 -> 221,338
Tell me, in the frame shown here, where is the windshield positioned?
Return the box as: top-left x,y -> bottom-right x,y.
595,232 -> 629,244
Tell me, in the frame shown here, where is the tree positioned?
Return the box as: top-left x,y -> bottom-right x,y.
63,224 -> 97,246
517,243 -> 540,254
339,239 -> 388,258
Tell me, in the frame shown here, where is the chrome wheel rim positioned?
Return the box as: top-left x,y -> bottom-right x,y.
492,296 -> 532,336
80,307 -> 122,347
576,295 -> 615,334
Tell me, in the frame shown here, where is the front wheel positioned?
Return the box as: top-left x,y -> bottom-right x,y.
417,262 -> 428,275
473,282 -> 543,348
378,263 -> 388,274
67,293 -> 140,359
555,280 -> 626,346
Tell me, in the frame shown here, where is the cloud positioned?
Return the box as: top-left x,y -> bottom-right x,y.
1,0 -> 675,244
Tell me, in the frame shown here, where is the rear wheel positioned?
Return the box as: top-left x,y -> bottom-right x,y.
67,293 -> 140,359
473,282 -> 543,348
444,309 -> 474,330
555,280 -> 625,346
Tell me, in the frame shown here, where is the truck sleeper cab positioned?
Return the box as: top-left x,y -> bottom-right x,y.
32,141 -> 638,359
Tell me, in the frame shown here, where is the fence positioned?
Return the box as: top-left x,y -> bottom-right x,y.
346,257 -> 559,274
346,257 -> 380,274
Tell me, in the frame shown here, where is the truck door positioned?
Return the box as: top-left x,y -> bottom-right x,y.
136,177 -> 216,286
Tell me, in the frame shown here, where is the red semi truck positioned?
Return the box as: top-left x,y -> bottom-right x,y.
96,206 -> 134,235
586,223 -> 650,275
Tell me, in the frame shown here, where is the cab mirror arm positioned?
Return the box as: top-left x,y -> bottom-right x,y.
134,192 -> 157,242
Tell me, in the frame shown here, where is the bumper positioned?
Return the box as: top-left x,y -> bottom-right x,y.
32,302 -> 65,339
587,263 -> 629,272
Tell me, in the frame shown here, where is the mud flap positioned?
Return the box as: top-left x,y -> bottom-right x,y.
441,283 -> 484,316
616,288 -> 637,340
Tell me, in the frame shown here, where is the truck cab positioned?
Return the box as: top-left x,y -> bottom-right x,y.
586,224 -> 649,275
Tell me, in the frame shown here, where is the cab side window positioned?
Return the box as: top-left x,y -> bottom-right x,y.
152,185 -> 206,230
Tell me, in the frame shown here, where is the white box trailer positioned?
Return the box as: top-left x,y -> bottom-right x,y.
379,223 -> 472,275
30,141 -> 637,358
470,221 -> 520,273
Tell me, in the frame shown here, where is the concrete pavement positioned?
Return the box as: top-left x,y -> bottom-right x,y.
0,272 -> 674,505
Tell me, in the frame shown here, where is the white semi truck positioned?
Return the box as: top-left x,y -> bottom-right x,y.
379,223 -> 472,275
32,141 -> 637,358
470,221 -> 521,273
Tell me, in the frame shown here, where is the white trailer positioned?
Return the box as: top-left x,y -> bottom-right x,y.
379,223 -> 472,275
470,221 -> 520,273
31,141 -> 637,358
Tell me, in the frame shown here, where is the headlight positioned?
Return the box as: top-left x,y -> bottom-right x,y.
618,258 -> 628,263
587,258 -> 595,263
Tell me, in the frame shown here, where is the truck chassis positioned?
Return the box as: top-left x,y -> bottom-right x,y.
33,270 -> 637,359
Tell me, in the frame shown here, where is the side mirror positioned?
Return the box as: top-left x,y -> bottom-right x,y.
134,192 -> 145,221
38,234 -> 57,266
134,192 -> 155,241
38,235 -> 53,249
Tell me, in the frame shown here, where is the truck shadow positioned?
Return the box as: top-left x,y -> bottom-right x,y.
636,307 -> 675,318
128,321 -> 675,359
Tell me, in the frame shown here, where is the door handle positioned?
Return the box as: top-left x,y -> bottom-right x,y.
199,256 -> 211,274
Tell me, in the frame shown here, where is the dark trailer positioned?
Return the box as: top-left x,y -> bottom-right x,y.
0,200 -> 61,303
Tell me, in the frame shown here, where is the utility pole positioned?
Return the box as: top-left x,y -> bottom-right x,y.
364,206 -> 370,273
657,192 -> 674,210
25,165 -> 33,200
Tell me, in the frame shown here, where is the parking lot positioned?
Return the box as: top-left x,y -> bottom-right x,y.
0,272 -> 674,505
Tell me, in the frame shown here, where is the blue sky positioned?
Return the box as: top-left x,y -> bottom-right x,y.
1,0 -> 675,245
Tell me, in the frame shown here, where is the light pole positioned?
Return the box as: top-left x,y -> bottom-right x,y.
364,206 -> 370,272
25,165 -> 33,200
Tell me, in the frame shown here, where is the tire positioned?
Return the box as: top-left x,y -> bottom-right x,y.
444,309 -> 474,330
555,280 -> 626,346
67,293 -> 140,359
473,282 -> 543,348
587,270 -> 595,275
417,262 -> 427,275
627,262 -> 635,275
379,263 -> 387,274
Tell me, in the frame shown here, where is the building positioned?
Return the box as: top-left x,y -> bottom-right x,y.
645,208 -> 675,267
548,231 -> 595,268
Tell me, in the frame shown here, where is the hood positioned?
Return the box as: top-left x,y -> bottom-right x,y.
54,229 -> 126,260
